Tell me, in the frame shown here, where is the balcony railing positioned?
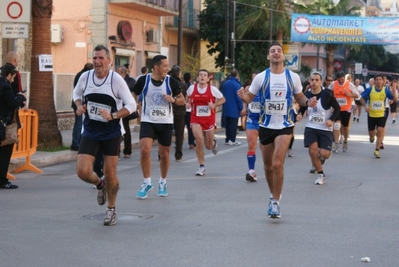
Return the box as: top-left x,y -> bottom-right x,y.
165,8 -> 199,30
145,0 -> 178,12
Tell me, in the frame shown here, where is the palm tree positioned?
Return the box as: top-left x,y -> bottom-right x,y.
291,0 -> 360,75
236,0 -> 291,45
347,45 -> 388,71
31,0 -> 62,148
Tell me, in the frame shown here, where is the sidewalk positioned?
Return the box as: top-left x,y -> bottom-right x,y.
8,111 -> 225,174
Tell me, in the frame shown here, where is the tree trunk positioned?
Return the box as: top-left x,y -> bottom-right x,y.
325,45 -> 335,76
30,0 -> 62,148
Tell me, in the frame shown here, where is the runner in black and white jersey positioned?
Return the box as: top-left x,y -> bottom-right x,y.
73,45 -> 137,226
133,55 -> 185,199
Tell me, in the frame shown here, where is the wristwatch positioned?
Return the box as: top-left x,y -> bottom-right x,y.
173,97 -> 177,103
111,112 -> 118,120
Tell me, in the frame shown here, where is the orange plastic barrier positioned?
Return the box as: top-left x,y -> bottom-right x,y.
7,109 -> 42,180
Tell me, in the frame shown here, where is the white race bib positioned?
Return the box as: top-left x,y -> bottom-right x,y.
371,101 -> 383,110
150,106 -> 168,121
309,114 -> 325,124
336,98 -> 347,106
87,101 -> 111,122
265,100 -> 287,115
248,102 -> 261,113
196,105 -> 211,117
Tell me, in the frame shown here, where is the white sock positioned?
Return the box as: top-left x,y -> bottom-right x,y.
159,177 -> 166,184
144,177 -> 151,185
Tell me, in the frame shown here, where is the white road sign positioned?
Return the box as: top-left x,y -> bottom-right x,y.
355,63 -> 362,74
2,23 -> 29,38
0,0 -> 31,23
39,55 -> 53,72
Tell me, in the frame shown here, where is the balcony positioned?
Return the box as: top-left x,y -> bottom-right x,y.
109,0 -> 178,16
164,8 -> 199,37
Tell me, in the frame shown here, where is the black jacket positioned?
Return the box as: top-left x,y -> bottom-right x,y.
0,77 -> 26,125
170,75 -> 186,116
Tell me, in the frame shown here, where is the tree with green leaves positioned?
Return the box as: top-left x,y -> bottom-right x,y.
347,45 -> 388,72
378,52 -> 399,74
199,0 -> 292,79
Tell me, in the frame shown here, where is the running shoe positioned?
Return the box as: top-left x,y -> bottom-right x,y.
232,141 -> 241,145
268,201 -> 281,219
211,138 -> 219,155
225,140 -> 233,145
195,166 -> 206,176
339,136 -> 344,144
309,166 -> 317,174
393,119 -> 396,124
287,149 -> 293,157
343,142 -> 348,153
319,156 -> 326,165
332,143 -> 339,153
97,183 -> 107,206
93,176 -> 104,189
137,183 -> 153,199
353,117 -> 356,122
245,170 -> 257,182
357,118 -> 359,122
103,208 -> 117,226
315,174 -> 326,185
369,137 -> 375,143
380,143 -> 384,149
158,181 -> 168,197
374,150 -> 380,159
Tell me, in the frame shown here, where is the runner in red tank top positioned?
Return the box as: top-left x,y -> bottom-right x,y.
186,69 -> 225,176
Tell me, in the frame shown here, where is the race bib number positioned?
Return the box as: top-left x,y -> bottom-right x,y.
336,98 -> 347,106
248,102 -> 261,113
87,101 -> 111,122
309,114 -> 325,124
265,100 -> 287,115
371,101 -> 383,110
196,105 -> 211,117
150,106 -> 167,121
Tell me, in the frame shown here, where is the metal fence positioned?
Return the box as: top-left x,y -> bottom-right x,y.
20,72 -> 75,113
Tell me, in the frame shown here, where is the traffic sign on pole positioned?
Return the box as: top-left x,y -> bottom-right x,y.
355,63 -> 362,74
0,0 -> 31,23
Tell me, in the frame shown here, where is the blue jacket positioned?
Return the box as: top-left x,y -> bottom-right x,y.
222,77 -> 243,118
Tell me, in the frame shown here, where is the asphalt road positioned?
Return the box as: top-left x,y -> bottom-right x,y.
1,112 -> 398,267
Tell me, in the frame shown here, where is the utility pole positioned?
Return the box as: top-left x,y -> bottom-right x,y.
177,0 -> 183,66
224,0 -> 230,77
231,0 -> 236,69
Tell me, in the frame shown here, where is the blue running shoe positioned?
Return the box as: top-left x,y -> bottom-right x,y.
158,181 -> 168,197
137,183 -> 153,199
269,200 -> 281,219
267,196 -> 273,217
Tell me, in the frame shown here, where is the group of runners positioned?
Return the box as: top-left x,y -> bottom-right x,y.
72,43 -> 397,225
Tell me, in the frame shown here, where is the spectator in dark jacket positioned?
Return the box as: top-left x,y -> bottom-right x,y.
222,69 -> 244,145
116,66 -> 137,158
0,64 -> 26,189
71,63 -> 93,151
170,65 -> 187,161
183,72 -> 195,149
2,51 -> 23,96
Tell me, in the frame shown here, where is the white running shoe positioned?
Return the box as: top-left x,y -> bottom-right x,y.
195,166 -> 206,176
245,170 -> 257,182
315,174 -> 326,185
